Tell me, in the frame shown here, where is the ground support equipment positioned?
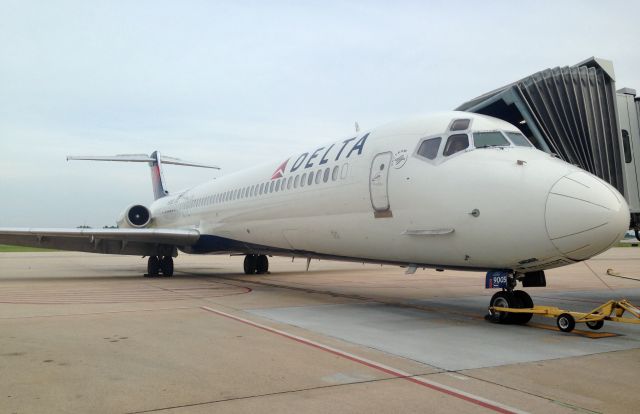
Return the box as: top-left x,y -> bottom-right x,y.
489,299 -> 640,332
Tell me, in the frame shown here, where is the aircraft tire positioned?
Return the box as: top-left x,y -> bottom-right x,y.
489,291 -> 523,324
244,255 -> 257,274
512,290 -> 533,324
256,255 -> 269,274
147,256 -> 160,277
160,256 -> 174,277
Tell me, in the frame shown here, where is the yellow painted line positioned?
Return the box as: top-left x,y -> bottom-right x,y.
527,322 -> 618,338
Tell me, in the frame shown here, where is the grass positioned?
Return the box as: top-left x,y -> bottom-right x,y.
0,244 -> 58,252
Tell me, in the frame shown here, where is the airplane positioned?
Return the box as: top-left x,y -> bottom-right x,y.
0,111 -> 630,325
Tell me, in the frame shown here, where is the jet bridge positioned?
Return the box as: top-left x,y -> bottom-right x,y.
457,57 -> 640,231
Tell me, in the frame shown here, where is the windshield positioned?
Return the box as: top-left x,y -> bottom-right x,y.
417,137 -> 442,159
505,132 -> 533,147
473,131 -> 510,148
443,134 -> 469,156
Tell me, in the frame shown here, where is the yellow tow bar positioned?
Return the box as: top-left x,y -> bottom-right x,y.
490,299 -> 640,333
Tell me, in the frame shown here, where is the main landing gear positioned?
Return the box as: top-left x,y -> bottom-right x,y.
243,254 -> 269,275
146,256 -> 174,277
487,272 -> 537,325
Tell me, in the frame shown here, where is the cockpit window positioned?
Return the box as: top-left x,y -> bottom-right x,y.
443,134 -> 469,156
473,131 -> 509,148
505,132 -> 533,147
450,119 -> 470,131
417,137 -> 441,160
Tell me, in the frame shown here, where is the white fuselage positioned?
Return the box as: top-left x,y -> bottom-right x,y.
146,111 -> 630,272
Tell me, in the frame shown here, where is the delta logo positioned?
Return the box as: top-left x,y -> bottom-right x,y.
271,159 -> 289,179
270,133 -> 369,180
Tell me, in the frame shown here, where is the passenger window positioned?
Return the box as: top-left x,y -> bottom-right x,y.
505,132 -> 532,147
622,130 -> 632,163
259,183 -> 264,195
332,166 -> 339,181
294,174 -> 300,188
315,169 -> 322,184
287,176 -> 293,189
417,137 -> 441,160
275,180 -> 280,192
269,181 -> 275,193
340,163 -> 349,179
450,119 -> 470,131
443,134 -> 469,156
474,132 -> 509,148
307,171 -> 314,186
301,173 -> 307,187
323,168 -> 330,183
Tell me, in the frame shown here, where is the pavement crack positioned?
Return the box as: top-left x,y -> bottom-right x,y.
460,372 -> 602,414
123,373 -> 437,414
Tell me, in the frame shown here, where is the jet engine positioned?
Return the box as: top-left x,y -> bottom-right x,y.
117,204 -> 152,228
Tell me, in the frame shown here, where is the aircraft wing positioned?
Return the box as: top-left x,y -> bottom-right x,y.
0,227 -> 200,257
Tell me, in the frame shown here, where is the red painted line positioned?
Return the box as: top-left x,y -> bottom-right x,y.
201,306 -> 526,414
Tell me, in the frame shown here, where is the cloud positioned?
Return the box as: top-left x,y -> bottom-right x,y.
1,1 -> 639,226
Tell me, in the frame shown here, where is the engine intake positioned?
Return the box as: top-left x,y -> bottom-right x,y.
118,204 -> 152,228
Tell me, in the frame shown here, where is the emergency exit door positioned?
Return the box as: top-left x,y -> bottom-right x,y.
369,152 -> 392,214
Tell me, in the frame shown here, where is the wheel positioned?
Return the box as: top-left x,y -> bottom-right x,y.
556,313 -> 576,332
147,256 -> 160,277
586,319 -> 604,330
160,256 -> 174,277
256,255 -> 269,274
512,290 -> 534,324
489,291 -> 523,324
243,255 -> 257,274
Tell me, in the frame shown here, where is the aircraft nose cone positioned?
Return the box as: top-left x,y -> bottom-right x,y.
546,172 -> 629,261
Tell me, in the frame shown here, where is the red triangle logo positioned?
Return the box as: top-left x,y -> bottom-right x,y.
271,159 -> 289,180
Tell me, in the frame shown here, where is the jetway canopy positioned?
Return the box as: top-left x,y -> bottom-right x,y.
457,57 -> 640,221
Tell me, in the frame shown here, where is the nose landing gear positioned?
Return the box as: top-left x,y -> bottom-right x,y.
487,272 -> 536,325
488,290 -> 533,324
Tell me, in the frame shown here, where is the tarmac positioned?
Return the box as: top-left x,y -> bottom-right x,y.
1,248 -> 639,414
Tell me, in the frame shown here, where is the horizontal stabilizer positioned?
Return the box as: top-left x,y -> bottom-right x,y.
66,154 -> 220,169
67,151 -> 219,200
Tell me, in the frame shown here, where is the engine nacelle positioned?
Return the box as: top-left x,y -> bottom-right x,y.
117,204 -> 152,228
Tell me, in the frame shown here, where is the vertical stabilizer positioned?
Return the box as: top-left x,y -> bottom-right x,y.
149,151 -> 169,199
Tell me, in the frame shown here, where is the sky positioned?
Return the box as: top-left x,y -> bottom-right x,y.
1,0 -> 639,227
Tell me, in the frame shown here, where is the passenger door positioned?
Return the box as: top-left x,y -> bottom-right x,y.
369,152 -> 392,215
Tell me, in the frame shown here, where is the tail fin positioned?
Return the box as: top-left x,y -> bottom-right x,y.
67,151 -> 220,200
